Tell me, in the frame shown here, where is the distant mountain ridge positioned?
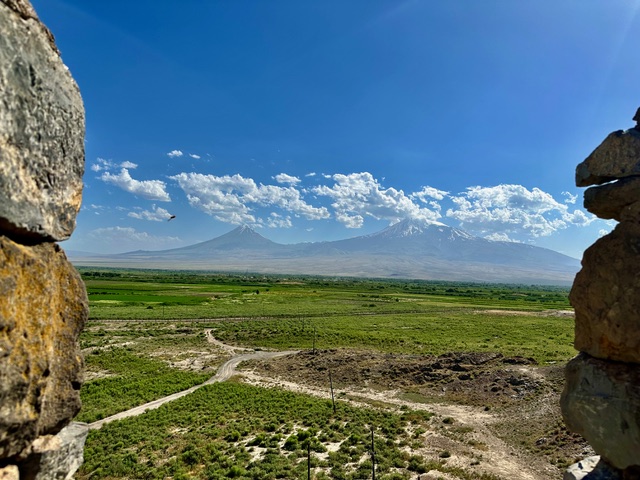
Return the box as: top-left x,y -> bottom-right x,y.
70,218 -> 580,285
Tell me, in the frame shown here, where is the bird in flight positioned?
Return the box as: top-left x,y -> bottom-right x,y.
168,215 -> 176,221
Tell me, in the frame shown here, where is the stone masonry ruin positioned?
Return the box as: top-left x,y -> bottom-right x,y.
561,109 -> 640,479
0,0 -> 88,478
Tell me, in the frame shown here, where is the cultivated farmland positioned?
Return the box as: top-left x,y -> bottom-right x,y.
77,269 -> 590,480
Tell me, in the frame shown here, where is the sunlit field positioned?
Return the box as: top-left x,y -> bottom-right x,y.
77,268 -> 578,479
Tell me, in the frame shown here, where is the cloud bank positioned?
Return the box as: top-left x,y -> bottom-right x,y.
128,204 -> 173,221
170,172 -> 330,226
101,168 -> 171,202
163,171 -> 595,240
446,184 -> 594,239
313,172 -> 442,228
90,158 -> 138,172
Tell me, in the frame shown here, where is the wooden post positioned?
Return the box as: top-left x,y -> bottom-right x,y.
313,326 -> 317,355
370,428 -> 376,480
307,440 -> 311,480
329,369 -> 336,413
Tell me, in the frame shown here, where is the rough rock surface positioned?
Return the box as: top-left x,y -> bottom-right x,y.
569,221 -> 640,363
563,456 -> 621,480
565,108 -> 640,477
17,423 -> 89,480
561,353 -> 640,470
0,466 -> 19,480
584,177 -> 640,221
0,236 -> 88,459
0,0 -> 84,242
576,129 -> 640,187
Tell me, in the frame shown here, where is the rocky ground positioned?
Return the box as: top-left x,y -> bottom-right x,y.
243,348 -> 593,479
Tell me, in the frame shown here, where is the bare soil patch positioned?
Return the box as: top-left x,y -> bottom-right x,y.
245,348 -> 593,478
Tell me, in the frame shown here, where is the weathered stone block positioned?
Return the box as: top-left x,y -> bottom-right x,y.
576,129 -> 640,187
564,456 -> 622,480
569,221 -> 640,363
0,466 -> 19,480
0,1 -> 85,242
17,422 -> 89,480
561,353 -> 640,470
0,236 -> 87,459
584,177 -> 640,221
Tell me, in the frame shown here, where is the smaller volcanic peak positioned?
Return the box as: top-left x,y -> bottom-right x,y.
222,224 -> 271,243
125,224 -> 282,257
183,224 -> 278,251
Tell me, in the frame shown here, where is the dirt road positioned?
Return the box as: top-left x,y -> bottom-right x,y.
88,345 -> 298,430
85,335 -> 574,479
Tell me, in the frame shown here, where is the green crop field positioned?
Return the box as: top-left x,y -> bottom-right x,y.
76,268 -> 578,479
80,268 -> 575,364
80,268 -> 571,321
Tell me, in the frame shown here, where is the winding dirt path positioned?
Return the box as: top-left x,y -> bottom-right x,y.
88,339 -> 298,430
86,334 -> 557,479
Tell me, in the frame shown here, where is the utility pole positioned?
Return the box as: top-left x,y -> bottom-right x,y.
329,369 -> 336,413
307,441 -> 311,480
313,326 -> 317,355
370,428 -> 376,480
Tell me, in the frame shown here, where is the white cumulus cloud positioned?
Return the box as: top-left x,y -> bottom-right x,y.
100,168 -> 171,202
189,153 -> 201,159
446,184 -> 594,239
411,186 -> 449,202
91,158 -> 137,172
128,204 -> 173,222
562,191 -> 578,204
274,173 -> 301,185
167,150 -> 183,158
170,172 -> 329,225
266,213 -> 293,228
313,172 -> 441,228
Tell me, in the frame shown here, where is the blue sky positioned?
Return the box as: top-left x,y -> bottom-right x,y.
32,0 -> 640,258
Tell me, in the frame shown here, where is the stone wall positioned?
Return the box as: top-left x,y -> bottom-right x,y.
0,0 -> 88,478
562,109 -> 640,479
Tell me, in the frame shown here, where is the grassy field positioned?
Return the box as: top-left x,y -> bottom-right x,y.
80,268 -> 574,364
78,381 -> 500,480
80,268 -> 571,321
77,268 -> 577,479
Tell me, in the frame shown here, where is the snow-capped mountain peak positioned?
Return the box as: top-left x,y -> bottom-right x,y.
367,218 -> 448,239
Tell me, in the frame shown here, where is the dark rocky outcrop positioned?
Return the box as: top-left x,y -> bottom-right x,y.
0,0 -> 88,477
563,109 -> 640,477
0,0 -> 85,242
584,176 -> 640,221
576,128 -> 640,188
570,221 -> 640,363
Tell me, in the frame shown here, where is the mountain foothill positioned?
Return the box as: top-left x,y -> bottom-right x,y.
70,218 -> 579,285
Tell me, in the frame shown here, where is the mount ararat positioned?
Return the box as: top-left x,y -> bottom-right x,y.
69,219 -> 580,285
